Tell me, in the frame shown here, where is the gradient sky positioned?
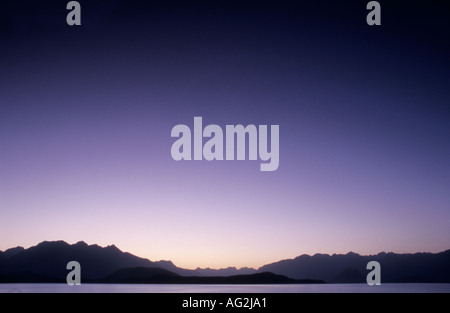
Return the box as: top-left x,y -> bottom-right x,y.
1,0 -> 449,269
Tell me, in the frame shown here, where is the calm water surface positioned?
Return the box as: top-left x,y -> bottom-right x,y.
1,283 -> 449,293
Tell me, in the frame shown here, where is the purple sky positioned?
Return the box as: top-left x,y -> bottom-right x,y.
1,0 -> 449,269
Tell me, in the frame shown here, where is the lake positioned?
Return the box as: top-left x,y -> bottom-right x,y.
1,283 -> 449,293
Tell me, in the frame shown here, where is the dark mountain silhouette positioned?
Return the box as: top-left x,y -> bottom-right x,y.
0,241 -> 322,284
259,250 -> 450,283
1,241 -> 449,283
101,267 -> 322,284
0,241 -> 193,281
0,241 -> 253,281
2,247 -> 25,259
0,241 -> 280,283
0,272 -> 61,283
331,268 -> 365,284
101,267 -> 182,284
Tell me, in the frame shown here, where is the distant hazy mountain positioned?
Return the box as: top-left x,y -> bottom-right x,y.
1,241 -> 449,283
192,267 -> 257,277
259,250 -> 450,283
101,267 -> 322,284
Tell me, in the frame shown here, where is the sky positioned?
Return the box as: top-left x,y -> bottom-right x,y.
0,0 -> 449,269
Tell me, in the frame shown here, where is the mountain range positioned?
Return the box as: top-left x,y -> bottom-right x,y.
1,241 -> 449,283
